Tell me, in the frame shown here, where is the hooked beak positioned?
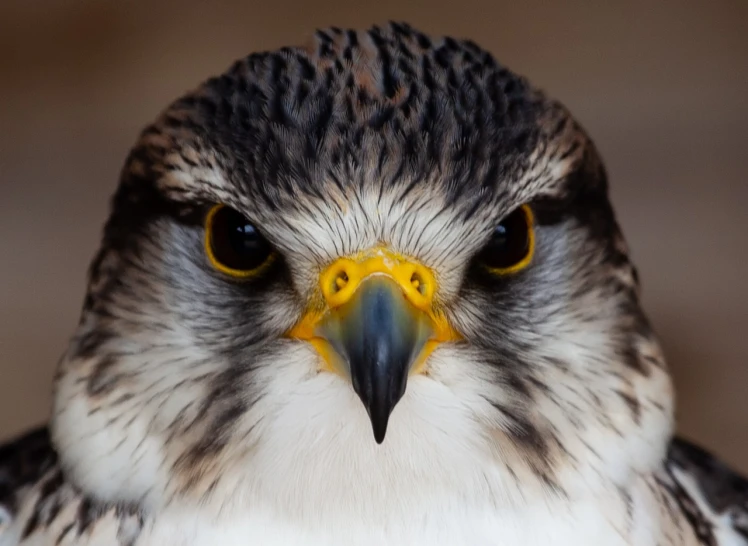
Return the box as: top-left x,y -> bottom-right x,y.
318,276 -> 432,443
287,249 -> 460,443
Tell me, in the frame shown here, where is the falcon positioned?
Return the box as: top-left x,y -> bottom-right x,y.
0,22 -> 745,546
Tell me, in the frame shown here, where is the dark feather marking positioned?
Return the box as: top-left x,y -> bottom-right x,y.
56,522 -> 75,545
616,390 -> 642,424
661,436 -> 748,543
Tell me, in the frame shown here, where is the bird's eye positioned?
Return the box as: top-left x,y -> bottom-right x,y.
475,204 -> 535,274
204,204 -> 274,277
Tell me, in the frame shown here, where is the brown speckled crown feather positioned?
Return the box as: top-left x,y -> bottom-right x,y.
117,22 -> 586,218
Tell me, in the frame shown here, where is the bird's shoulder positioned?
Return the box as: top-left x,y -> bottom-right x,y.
659,435 -> 748,545
0,427 -> 57,530
0,427 -> 143,545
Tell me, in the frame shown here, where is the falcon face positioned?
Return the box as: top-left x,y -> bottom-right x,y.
50,22 -> 673,521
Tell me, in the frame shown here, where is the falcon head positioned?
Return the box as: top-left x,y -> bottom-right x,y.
51,23 -> 674,515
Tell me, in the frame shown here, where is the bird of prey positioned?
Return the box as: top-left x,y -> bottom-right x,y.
0,22 -> 746,546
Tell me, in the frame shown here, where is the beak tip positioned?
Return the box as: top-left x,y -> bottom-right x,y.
360,396 -> 393,445
372,421 -> 388,444
366,398 -> 401,444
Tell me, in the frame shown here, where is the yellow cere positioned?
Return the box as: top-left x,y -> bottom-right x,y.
288,247 -> 462,375
319,248 -> 435,311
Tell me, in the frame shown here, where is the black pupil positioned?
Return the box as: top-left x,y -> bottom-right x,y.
210,207 -> 271,271
478,207 -> 530,270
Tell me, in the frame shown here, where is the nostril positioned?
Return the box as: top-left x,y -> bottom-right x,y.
333,271 -> 349,293
410,272 -> 426,296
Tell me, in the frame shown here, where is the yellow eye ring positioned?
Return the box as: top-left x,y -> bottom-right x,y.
478,204 -> 535,275
204,204 -> 275,278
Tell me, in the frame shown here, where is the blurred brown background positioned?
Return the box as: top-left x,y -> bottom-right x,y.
0,1 -> 746,470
